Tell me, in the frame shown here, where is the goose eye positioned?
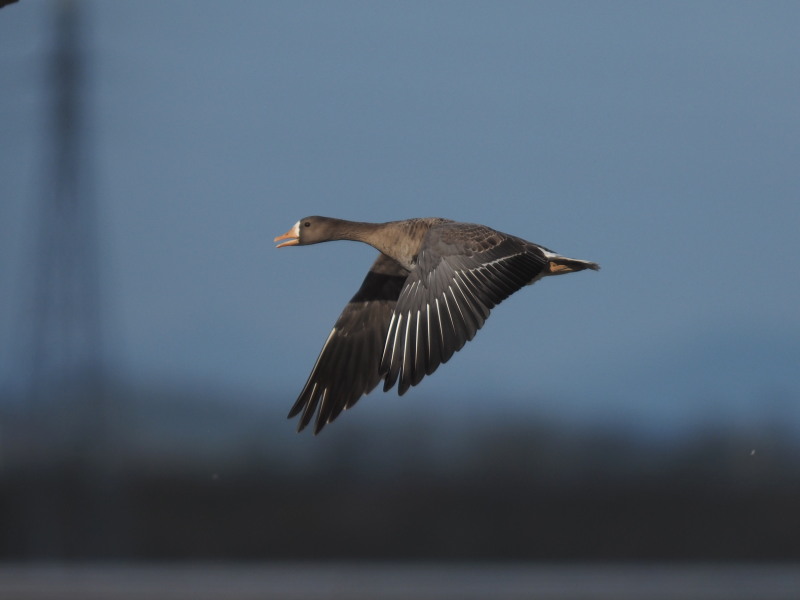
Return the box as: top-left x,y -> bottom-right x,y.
303,221 -> 311,227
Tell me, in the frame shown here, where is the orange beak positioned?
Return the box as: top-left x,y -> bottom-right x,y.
274,222 -> 300,248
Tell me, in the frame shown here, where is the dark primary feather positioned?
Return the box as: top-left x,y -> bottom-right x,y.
287,253 -> 408,434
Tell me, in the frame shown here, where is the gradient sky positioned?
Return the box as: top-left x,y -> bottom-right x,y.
1,1 -> 799,437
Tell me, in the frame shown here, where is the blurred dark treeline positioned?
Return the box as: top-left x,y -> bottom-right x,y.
1,378 -> 799,561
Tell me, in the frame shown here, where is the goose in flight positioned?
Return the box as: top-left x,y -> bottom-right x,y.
275,216 -> 599,433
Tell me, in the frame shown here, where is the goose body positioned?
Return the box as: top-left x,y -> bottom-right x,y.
275,216 -> 599,433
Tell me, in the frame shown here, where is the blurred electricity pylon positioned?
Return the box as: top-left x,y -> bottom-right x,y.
14,0 -> 121,558
25,0 -> 103,401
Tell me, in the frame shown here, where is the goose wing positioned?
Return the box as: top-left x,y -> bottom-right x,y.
288,253 -> 408,433
379,223 -> 548,395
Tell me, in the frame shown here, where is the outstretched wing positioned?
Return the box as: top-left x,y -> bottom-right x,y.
288,253 -> 408,433
379,224 -> 548,395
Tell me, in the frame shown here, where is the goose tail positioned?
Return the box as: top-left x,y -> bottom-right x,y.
544,252 -> 600,275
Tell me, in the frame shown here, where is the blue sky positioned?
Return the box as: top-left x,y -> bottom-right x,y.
1,1 -> 799,437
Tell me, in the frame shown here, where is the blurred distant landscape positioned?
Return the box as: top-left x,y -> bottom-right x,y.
2,375 -> 798,561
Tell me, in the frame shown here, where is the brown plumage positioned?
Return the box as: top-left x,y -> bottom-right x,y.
275,216 -> 599,433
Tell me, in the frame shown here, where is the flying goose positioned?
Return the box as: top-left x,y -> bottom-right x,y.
275,216 -> 599,433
